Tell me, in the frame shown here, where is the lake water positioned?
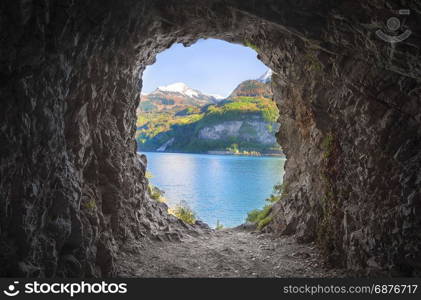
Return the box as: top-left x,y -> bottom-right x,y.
141,152 -> 286,228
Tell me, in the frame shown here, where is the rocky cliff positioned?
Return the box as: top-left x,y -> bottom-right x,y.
0,0 -> 420,277
138,111 -> 280,154
198,119 -> 278,146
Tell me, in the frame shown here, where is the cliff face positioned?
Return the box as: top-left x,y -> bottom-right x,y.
0,0 -> 420,277
139,114 -> 280,154
198,119 -> 278,146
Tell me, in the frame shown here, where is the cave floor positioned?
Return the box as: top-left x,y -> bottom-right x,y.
117,227 -> 348,277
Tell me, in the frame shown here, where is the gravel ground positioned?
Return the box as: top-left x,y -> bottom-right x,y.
118,227 -> 349,278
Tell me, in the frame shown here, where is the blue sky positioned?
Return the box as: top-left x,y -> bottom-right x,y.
141,39 -> 269,97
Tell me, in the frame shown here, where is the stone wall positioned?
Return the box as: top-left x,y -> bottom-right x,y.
0,0 -> 420,276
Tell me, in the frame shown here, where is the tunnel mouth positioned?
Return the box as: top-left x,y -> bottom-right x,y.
136,38 -> 286,229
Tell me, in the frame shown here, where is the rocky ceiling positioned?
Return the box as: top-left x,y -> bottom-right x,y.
0,0 -> 420,277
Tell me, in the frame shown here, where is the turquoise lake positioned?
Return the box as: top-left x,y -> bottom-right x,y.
141,152 -> 286,228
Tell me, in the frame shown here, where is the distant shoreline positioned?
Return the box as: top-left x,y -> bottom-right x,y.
138,150 -> 286,158
206,150 -> 283,157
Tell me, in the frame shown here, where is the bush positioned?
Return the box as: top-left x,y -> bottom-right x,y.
246,182 -> 285,230
85,199 -> 96,210
266,183 -> 284,203
170,204 -> 196,224
244,40 -> 259,52
148,185 -> 166,202
246,209 -> 262,223
146,171 -> 166,202
226,143 -> 239,154
215,220 -> 224,230
321,133 -> 335,159
246,205 -> 271,223
257,216 -> 273,230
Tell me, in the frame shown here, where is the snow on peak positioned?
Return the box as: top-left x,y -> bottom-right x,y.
157,82 -> 199,97
207,93 -> 225,100
257,69 -> 272,83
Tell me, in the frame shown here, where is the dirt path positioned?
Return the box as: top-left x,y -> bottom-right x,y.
118,227 -> 348,277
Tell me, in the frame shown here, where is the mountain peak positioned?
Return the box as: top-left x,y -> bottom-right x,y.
139,82 -> 221,112
228,79 -> 273,99
257,69 -> 272,83
157,82 -> 199,97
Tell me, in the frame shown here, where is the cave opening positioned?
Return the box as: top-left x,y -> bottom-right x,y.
136,38 -> 286,229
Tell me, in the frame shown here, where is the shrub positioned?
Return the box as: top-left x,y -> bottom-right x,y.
215,220 -> 224,230
244,40 -> 259,52
257,216 -> 273,230
266,183 -> 284,203
145,170 -> 153,179
226,143 -> 239,154
246,182 -> 285,230
321,133 -> 335,159
85,199 -> 96,210
146,171 -> 166,202
246,204 -> 271,223
170,204 -> 196,224
246,209 -> 262,223
148,185 -> 166,202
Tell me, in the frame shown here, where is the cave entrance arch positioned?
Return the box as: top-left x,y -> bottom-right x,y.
137,38 -> 284,229
131,4 -> 331,257
1,1 -> 419,277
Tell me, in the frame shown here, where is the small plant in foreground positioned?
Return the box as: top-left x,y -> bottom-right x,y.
257,215 -> 273,230
147,183 -> 166,202
246,182 -> 284,230
85,199 -> 96,210
170,203 -> 196,224
321,133 -> 335,159
146,170 -> 167,202
244,40 -> 259,52
246,205 -> 271,223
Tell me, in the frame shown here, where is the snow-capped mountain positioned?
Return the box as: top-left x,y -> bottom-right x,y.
156,82 -> 225,100
139,82 -> 223,112
257,69 -> 272,83
157,82 -> 200,97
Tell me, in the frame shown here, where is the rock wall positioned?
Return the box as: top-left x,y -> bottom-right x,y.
0,0 -> 420,276
262,2 -> 421,275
